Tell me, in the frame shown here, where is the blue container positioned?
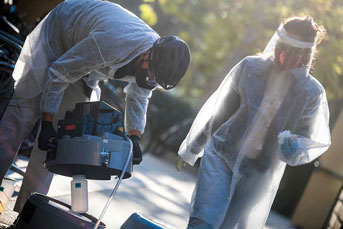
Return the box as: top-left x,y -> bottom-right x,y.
121,213 -> 165,229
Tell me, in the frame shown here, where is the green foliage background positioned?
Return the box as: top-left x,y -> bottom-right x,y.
117,0 -> 343,121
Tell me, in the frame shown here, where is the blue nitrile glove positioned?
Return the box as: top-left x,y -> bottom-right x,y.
280,137 -> 297,155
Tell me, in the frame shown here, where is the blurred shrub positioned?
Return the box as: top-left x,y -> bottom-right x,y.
143,89 -> 195,156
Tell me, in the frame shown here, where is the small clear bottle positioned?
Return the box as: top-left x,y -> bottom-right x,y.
71,175 -> 88,213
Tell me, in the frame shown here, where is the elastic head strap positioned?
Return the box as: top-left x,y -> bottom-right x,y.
277,26 -> 316,49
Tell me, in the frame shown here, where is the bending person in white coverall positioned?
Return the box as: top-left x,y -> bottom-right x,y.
175,16 -> 330,229
0,0 -> 190,212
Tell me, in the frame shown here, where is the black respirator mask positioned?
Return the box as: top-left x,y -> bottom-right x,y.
114,55 -> 157,90
134,58 -> 157,90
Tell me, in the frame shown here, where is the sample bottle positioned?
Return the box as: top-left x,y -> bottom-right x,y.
71,175 -> 88,213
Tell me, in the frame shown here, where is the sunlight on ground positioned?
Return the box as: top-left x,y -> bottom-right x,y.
1,154 -> 293,228
48,154 -> 196,228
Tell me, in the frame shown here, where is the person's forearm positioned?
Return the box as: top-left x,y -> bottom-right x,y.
128,129 -> 141,136
42,112 -> 54,122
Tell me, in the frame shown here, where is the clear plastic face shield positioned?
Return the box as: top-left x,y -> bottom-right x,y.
263,24 -> 316,72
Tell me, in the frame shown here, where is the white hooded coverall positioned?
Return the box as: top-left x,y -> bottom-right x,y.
0,0 -> 159,211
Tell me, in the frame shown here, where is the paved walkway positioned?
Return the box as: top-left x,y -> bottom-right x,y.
1,154 -> 294,228
48,154 -> 194,228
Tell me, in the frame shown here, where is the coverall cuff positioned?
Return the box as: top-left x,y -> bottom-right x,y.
125,125 -> 145,135
178,149 -> 200,166
40,102 -> 59,115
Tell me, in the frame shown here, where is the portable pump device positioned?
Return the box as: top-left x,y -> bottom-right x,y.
13,101 -> 133,229
57,101 -> 125,139
45,101 -> 132,180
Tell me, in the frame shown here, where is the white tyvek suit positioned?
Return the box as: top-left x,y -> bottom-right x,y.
178,55 -> 331,228
13,0 -> 159,133
0,0 -> 159,211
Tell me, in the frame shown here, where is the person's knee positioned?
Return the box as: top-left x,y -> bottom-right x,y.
187,217 -> 213,229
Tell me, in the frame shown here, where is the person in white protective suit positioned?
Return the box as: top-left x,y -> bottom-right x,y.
0,0 -> 190,212
175,16 -> 330,229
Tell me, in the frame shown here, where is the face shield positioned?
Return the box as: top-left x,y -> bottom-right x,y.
263,24 -> 316,72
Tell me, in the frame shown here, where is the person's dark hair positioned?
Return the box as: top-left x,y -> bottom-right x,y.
278,16 -> 326,67
283,16 -> 326,44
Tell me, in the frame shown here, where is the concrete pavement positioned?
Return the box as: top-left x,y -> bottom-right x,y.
1,154 -> 294,228
48,154 -> 195,228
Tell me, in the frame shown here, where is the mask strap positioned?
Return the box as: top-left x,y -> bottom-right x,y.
147,44 -> 154,75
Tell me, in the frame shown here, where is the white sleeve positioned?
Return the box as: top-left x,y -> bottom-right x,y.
178,60 -> 243,166
123,82 -> 154,133
279,91 -> 331,166
40,34 -> 106,114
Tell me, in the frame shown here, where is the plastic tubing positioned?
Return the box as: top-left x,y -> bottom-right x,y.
94,136 -> 133,229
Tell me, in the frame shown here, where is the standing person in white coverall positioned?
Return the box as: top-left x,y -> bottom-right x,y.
175,16 -> 330,228
0,0 -> 190,212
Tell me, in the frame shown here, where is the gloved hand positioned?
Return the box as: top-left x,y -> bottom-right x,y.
129,135 -> 142,165
175,155 -> 187,172
38,121 -> 58,151
280,137 -> 297,155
